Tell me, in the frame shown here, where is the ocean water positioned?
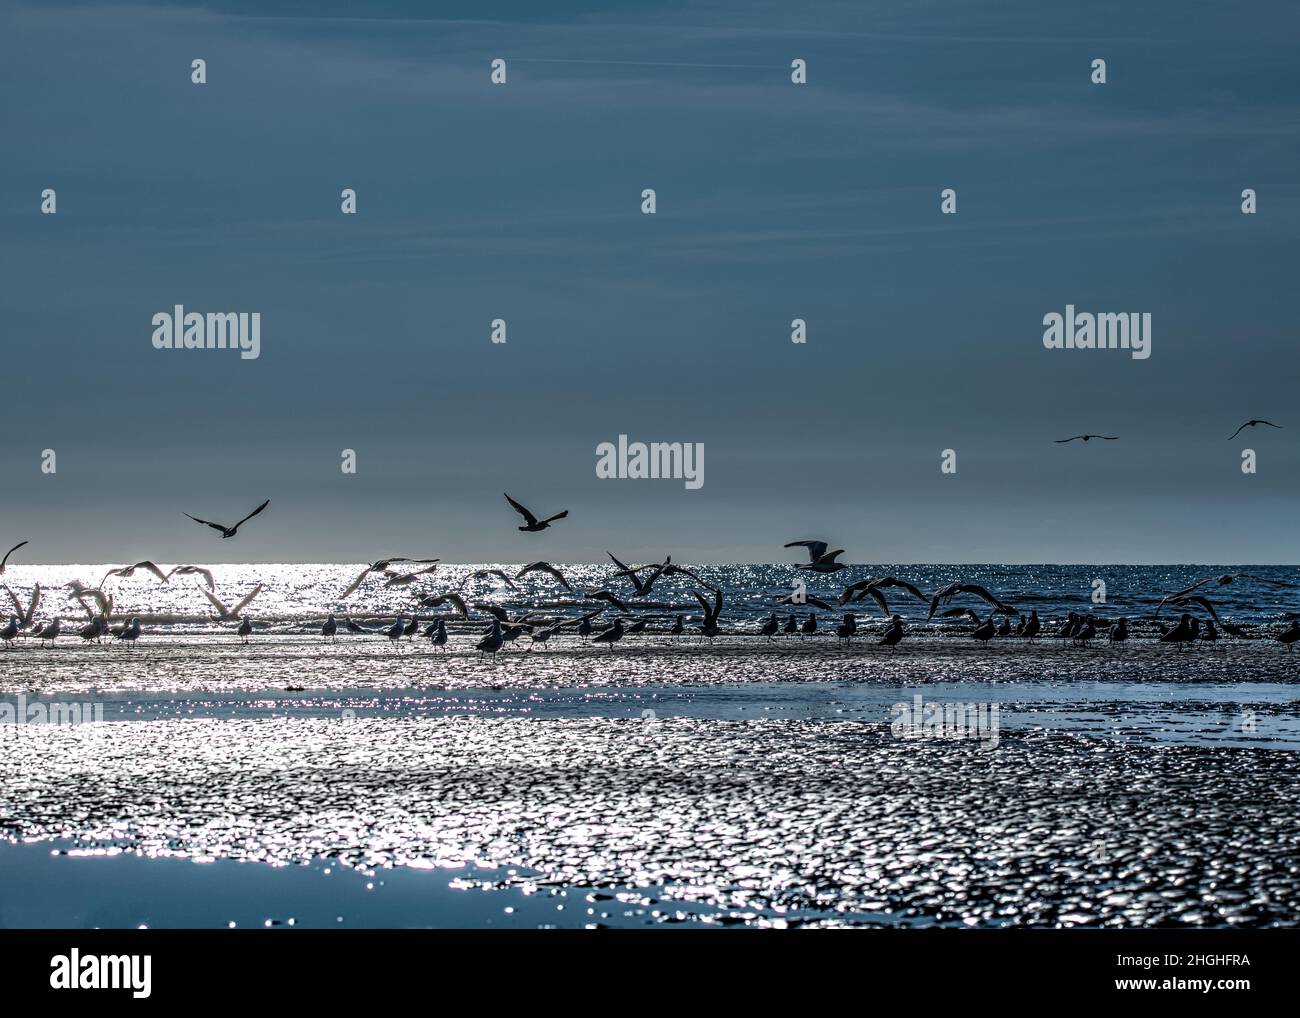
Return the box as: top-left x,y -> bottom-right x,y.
4,563 -> 1298,634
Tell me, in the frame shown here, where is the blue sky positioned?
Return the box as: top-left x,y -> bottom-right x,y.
2,0 -> 1298,564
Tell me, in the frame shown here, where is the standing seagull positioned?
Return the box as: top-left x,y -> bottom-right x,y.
183,498 -> 271,539
878,615 -> 904,650
504,493 -> 568,533
0,540 -> 28,575
592,617 -> 626,650
2,616 -> 19,648
35,618 -> 61,647
1055,434 -> 1119,444
1228,420 -> 1282,441
322,615 -> 337,642
237,617 -> 253,644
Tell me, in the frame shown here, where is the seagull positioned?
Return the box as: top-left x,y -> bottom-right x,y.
4,583 -> 41,630
1159,613 -> 1197,649
996,616 -> 1012,637
1109,617 -> 1128,644
972,615 -> 996,643
116,617 -> 142,649
321,615 -> 337,642
692,587 -> 723,640
1228,420 -> 1282,441
607,552 -> 665,596
101,561 -> 168,588
384,618 -> 405,644
592,617 -> 625,650
529,623 -> 561,649
835,612 -> 857,644
460,569 -> 518,591
928,582 -> 1018,620
840,576 -> 929,610
1157,574 -> 1295,616
758,614 -> 779,642
67,586 -> 113,621
237,617 -> 253,644
339,558 -> 440,599
199,583 -> 263,622
183,498 -> 271,539
800,613 -> 817,638
1,616 -> 19,647
344,618 -> 368,634
784,541 -> 848,573
504,493 -> 568,532
0,540 -> 27,575
35,618 -> 61,647
625,617 -> 649,636
402,616 -> 421,640
382,565 -> 440,588
417,592 -> 470,619
517,562 -> 574,591
1276,620 -> 1300,650
774,591 -> 835,611
1200,619 -> 1219,646
1019,610 -> 1040,639
1073,618 -> 1096,646
165,565 -> 215,589
783,614 -> 798,636
476,619 -> 504,658
586,589 -> 630,613
427,618 -> 449,651
878,614 -> 903,650
1054,435 -> 1119,443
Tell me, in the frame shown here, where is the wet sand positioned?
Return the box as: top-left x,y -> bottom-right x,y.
1,714 -> 1297,927
1,633 -> 1298,694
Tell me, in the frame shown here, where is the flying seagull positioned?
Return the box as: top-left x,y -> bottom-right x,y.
165,565 -> 215,590
417,592 -> 471,619
1228,420 -> 1282,441
928,581 -> 1018,620
382,564 -> 441,588
784,540 -> 848,573
339,558 -> 440,599
504,493 -> 568,532
460,569 -> 518,591
183,498 -> 271,539
517,561 -> 574,591
101,561 -> 169,588
0,540 -> 27,575
199,583 -> 264,621
1054,435 -> 1119,444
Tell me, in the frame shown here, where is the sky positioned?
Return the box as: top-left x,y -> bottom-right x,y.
2,0 -> 1299,564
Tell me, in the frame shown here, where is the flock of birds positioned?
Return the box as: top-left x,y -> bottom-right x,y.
3,489 -> 1300,657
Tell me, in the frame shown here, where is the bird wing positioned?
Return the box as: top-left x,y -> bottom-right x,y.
5,584 -> 23,619
26,583 -> 41,623
1156,577 -> 1213,614
956,583 -> 1018,615
504,493 -> 538,526
488,570 -> 518,591
1098,436 -> 1120,440
1171,594 -> 1221,623
136,561 -> 169,583
232,584 -> 264,617
784,540 -> 828,563
198,586 -> 230,617
877,577 -> 930,604
1,540 -> 27,570
184,513 -> 227,532
1227,423 -> 1249,441
691,590 -> 714,624
339,566 -> 373,599
805,595 -> 833,610
1232,573 -> 1295,588
820,549 -> 846,564
1054,437 -> 1081,443
540,510 -> 569,525
941,606 -> 981,623
233,499 -> 271,530
71,588 -> 110,617
858,585 -> 889,615
190,567 -> 215,590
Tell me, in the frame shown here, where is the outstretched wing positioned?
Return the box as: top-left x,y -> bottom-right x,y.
198,586 -> 230,617
232,584 -> 264,617
184,513 -> 227,533
233,499 -> 271,530
1,540 -> 27,570
784,540 -> 828,563
504,493 -> 539,526
135,561 -> 169,583
26,583 -> 41,623
339,565 -> 373,600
